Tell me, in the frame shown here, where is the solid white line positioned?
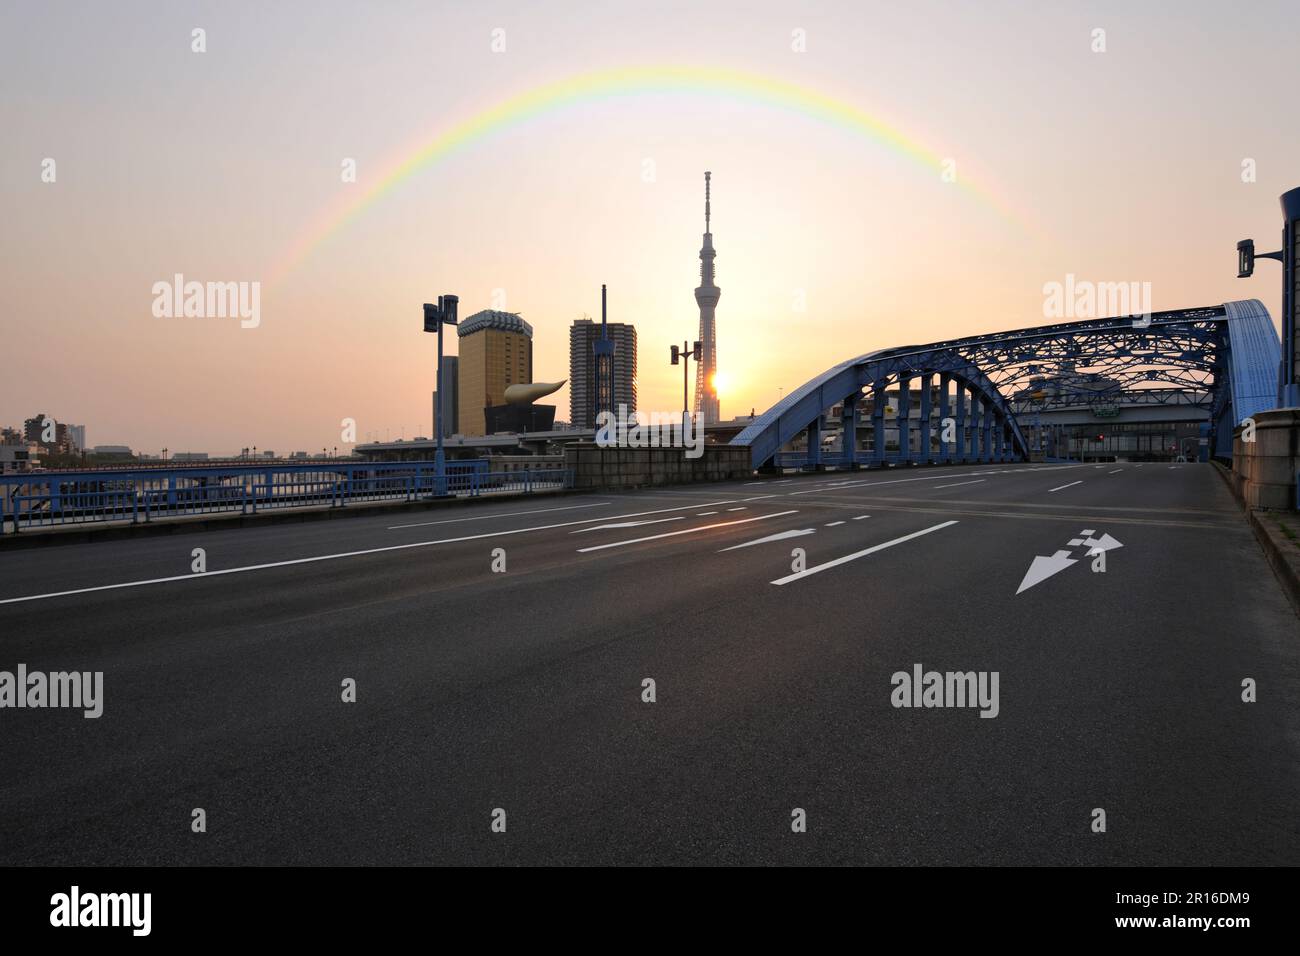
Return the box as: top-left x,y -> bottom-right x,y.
576,511 -> 799,553
1048,480 -> 1083,493
385,501 -> 612,530
934,479 -> 985,490
771,520 -> 959,585
0,501 -> 743,606
742,494 -> 778,501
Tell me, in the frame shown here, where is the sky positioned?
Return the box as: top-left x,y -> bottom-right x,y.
2,0 -> 1297,455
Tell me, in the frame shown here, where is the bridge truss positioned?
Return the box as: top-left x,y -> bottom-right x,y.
732,299 -> 1281,470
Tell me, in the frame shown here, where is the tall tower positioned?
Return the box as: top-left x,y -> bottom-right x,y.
693,171 -> 721,424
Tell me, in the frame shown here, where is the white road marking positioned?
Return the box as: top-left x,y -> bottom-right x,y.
934,479 -> 985,490
577,511 -> 799,553
785,465 -> 1083,496
727,507 -> 748,511
771,520 -> 959,585
825,520 -> 845,527
0,501 -> 748,606
1048,481 -> 1083,493
570,517 -> 684,534
742,495 -> 778,501
696,511 -> 718,516
1108,469 -> 1122,474
852,515 -> 870,520
718,528 -> 816,551
385,501 -> 611,530
391,498 -> 738,531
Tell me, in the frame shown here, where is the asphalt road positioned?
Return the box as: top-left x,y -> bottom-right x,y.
0,461 -> 1296,865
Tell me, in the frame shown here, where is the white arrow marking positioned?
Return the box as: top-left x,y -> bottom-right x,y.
718,527 -> 817,552
1016,549 -> 1078,594
1081,532 -> 1123,555
570,517 -> 684,534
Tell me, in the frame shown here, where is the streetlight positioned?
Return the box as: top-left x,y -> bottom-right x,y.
423,294 -> 460,496
670,339 -> 703,433
1237,186 -> 1300,407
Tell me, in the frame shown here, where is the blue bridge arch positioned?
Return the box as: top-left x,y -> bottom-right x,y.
732,299 -> 1281,470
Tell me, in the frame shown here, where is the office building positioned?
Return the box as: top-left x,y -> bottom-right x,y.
456,311 -> 532,436
569,318 -> 637,428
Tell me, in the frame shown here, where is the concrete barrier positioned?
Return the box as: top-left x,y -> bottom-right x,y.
564,442 -> 752,490
1233,408 -> 1300,510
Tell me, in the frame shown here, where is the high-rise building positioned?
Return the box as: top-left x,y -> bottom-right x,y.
569,317 -> 637,428
693,171 -> 721,424
456,311 -> 533,436
431,355 -> 459,437
68,424 -> 86,451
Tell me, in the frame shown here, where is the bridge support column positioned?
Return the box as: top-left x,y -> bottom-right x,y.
841,392 -> 859,469
919,373 -> 932,464
807,415 -> 823,471
971,396 -> 983,463
896,375 -> 911,465
981,403 -> 992,463
872,381 -> 886,468
938,373 -> 951,463
955,384 -> 967,463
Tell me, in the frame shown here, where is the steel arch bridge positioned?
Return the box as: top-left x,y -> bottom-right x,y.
732,299 -> 1281,470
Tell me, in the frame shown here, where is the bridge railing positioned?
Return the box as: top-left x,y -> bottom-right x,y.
0,461 -> 573,535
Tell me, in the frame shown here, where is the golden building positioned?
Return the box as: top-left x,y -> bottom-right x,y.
456,310 -> 533,436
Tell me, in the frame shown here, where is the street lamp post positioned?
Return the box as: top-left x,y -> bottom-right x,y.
423,295 -> 460,496
670,339 -> 703,434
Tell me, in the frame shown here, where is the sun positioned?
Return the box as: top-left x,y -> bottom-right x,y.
711,371 -> 731,395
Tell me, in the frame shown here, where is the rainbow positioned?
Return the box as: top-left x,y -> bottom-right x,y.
269,64 -> 1027,285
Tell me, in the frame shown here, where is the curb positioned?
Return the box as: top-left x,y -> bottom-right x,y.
1246,510 -> 1300,618
1214,460 -> 1300,617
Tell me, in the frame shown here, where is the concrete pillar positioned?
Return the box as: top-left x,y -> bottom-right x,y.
808,415 -> 823,471
1236,408 -> 1300,509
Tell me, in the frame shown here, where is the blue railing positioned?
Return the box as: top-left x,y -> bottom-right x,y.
0,460 -> 572,535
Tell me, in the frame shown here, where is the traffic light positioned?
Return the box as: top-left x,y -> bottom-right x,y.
1237,239 -> 1255,278
670,345 -> 679,365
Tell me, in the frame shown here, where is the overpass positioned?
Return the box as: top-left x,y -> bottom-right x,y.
732,300 -> 1282,470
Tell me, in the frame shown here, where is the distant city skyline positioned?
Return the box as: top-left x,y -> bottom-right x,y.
3,0 -> 1298,453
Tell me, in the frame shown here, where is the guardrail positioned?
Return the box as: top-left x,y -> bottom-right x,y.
0,461 -> 573,535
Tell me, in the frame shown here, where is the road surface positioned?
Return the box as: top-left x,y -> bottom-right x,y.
0,461 -> 1296,865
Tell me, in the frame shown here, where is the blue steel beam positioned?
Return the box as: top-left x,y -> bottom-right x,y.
733,300 -> 1280,470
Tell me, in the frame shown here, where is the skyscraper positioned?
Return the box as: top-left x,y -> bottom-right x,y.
456,311 -> 533,436
569,317 -> 637,428
693,171 -> 721,424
